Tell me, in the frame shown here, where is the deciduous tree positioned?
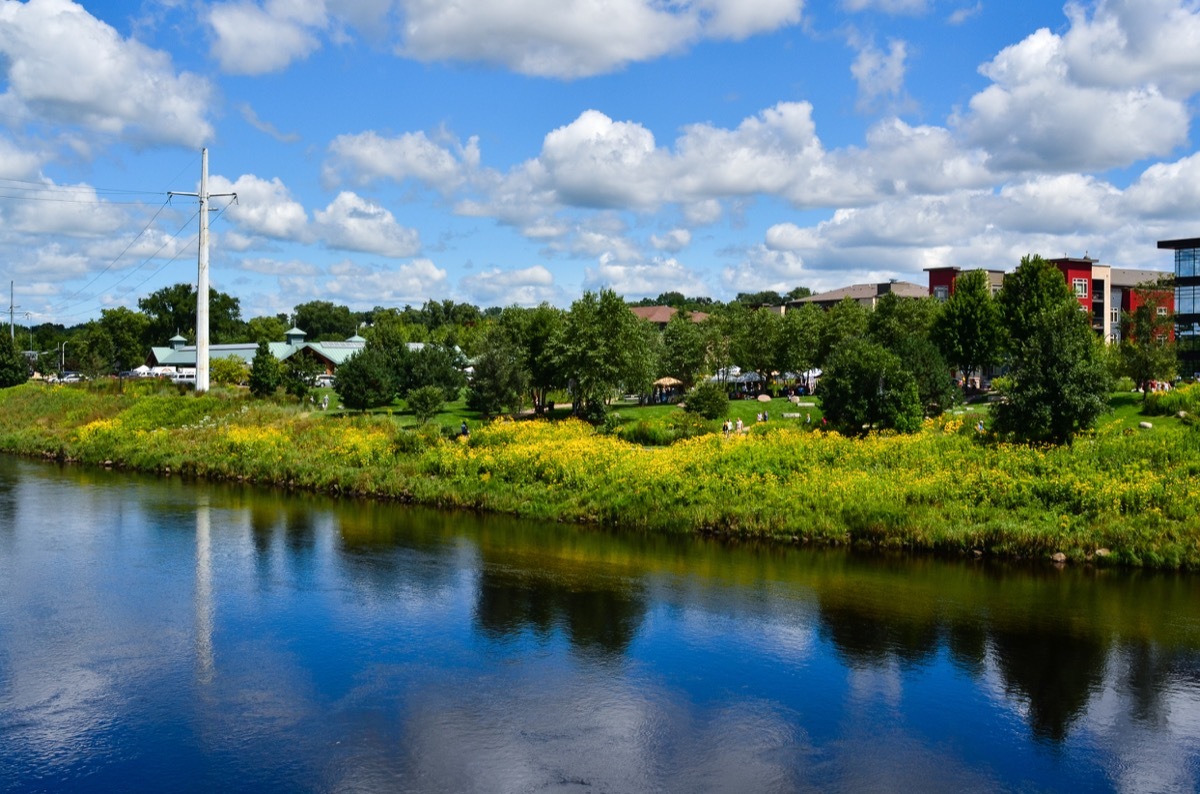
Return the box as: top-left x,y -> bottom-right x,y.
932,269 -> 1003,384
819,338 -> 923,436
993,256 -> 1112,443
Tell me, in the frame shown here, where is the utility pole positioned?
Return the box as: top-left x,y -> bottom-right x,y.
170,149 -> 236,393
7,281 -> 18,343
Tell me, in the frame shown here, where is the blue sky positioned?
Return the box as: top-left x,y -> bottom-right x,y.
1,0 -> 1197,325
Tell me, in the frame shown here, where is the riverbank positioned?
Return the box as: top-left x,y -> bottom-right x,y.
1,381 -> 1198,568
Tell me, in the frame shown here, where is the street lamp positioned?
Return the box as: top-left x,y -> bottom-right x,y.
59,341 -> 68,374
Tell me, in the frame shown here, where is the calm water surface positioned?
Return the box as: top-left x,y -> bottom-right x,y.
1,456 -> 1199,793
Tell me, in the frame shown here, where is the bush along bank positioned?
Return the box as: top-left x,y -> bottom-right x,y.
1,383 -> 1199,569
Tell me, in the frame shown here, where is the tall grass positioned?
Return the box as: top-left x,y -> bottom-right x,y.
2,382 -> 1199,568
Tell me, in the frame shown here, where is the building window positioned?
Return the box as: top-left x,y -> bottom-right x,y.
1158,306 -> 1168,316
1072,278 -> 1089,298
1111,308 -> 1120,324
933,285 -> 949,301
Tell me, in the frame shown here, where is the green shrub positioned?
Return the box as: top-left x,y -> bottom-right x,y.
684,382 -> 728,420
1143,384 -> 1200,416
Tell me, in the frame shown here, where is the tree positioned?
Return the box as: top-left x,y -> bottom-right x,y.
245,315 -> 288,344
555,289 -> 645,416
868,292 -> 939,350
500,304 -> 563,414
0,335 -> 29,388
997,255 -> 1073,351
729,304 -> 781,386
293,300 -> 358,341
932,269 -> 1003,384
683,381 -> 728,420
403,343 -> 467,402
1119,286 -> 1176,399
660,310 -> 707,388
816,297 -> 869,368
895,336 -> 958,417
335,346 -> 397,411
993,256 -> 1112,443
467,324 -> 528,418
76,321 -> 116,377
282,353 -> 324,404
248,341 -> 282,397
138,283 -> 243,344
777,303 -> 822,377
819,338 -> 923,436
407,384 -> 445,424
98,306 -> 151,372
210,356 -> 249,386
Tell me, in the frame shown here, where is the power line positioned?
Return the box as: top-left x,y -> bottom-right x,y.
53,198 -> 176,312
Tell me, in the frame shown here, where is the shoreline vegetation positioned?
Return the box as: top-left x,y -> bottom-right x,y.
2,381 -> 1199,570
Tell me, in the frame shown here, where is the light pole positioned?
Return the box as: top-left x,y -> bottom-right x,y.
60,341 -> 68,374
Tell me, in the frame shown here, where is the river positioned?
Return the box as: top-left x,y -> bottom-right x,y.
0,456 -> 1198,792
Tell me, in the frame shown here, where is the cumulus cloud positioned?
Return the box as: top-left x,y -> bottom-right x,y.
650,229 -> 692,252
394,0 -> 804,79
313,192 -> 420,257
848,33 -> 909,112
209,174 -> 309,241
584,255 -> 708,298
460,265 -> 560,306
232,256 -> 321,276
1060,0 -> 1200,97
0,0 -> 213,147
722,244 -> 808,293
1123,152 -> 1200,220
325,257 -> 447,304
958,27 -> 1189,172
207,0 -> 327,75
275,257 -> 447,307
324,129 -> 480,193
3,181 -> 128,236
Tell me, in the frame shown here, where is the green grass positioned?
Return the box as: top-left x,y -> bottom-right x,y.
3,381 -> 1200,569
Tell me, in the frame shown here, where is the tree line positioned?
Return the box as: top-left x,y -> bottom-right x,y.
0,254 -> 1177,443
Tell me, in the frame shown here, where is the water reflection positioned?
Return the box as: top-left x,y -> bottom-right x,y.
475,563 -> 646,656
1,457 -> 1199,792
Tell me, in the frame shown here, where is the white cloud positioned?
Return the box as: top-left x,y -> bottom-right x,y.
275,257 -> 447,308
233,257 -> 321,277
584,254 -> 709,298
394,0 -> 803,79
958,27 -> 1189,172
0,135 -> 47,180
461,265 -> 560,306
1061,0 -> 1200,97
1123,152 -> 1200,220
313,191 -> 420,257
324,129 -> 480,193
537,110 -> 667,209
3,182 -> 128,236
650,229 -> 692,252
722,244 -> 808,293
947,2 -> 982,25
324,257 -> 447,304
207,0 -> 327,75
209,174 -> 309,241
695,0 -> 805,40
0,0 -> 213,147
848,33 -> 909,112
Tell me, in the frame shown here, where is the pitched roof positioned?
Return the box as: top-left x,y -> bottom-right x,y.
791,281 -> 927,305
629,305 -> 710,324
